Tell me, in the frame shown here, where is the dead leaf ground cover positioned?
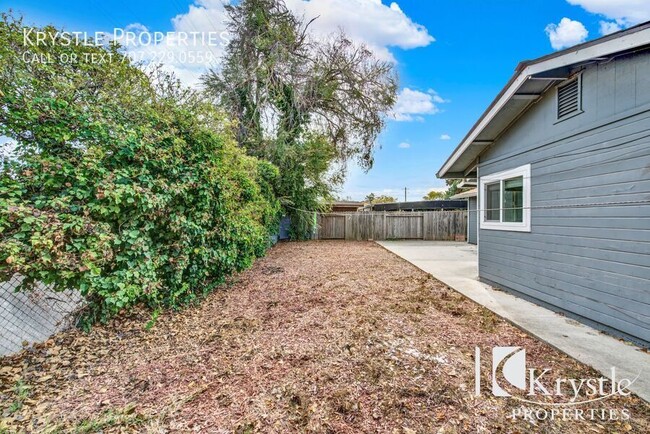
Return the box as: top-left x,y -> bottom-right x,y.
1,241 -> 648,433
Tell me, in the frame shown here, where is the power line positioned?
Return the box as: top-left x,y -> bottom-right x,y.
283,199 -> 650,217
468,199 -> 650,214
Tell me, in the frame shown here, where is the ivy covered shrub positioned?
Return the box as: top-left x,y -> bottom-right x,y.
0,15 -> 280,325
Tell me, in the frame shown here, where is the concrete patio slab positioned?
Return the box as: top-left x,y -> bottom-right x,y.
378,240 -> 650,402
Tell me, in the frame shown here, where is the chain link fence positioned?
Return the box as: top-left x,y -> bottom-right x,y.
0,275 -> 83,356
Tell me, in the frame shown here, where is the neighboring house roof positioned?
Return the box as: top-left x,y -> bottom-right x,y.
368,200 -> 467,211
330,201 -> 364,206
437,21 -> 650,179
449,188 -> 477,199
329,201 -> 365,211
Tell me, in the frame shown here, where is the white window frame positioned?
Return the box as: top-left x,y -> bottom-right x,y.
479,164 -> 531,232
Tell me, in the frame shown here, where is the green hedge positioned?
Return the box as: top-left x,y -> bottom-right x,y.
0,16 -> 280,325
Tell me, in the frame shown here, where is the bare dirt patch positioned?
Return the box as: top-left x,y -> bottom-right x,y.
1,241 -> 648,433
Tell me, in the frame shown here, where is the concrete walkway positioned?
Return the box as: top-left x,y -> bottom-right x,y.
378,240 -> 650,402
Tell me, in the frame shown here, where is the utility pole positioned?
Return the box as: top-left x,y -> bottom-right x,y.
404,187 -> 407,202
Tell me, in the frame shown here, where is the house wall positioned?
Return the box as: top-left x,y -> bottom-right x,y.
468,197 -> 477,245
477,50 -> 650,345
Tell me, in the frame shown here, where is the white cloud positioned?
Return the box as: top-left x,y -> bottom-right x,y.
567,0 -> 650,34
398,142 -> 411,148
545,18 -> 589,50
391,88 -> 448,122
440,134 -> 451,140
599,20 -> 624,35
119,0 -> 432,86
285,0 -> 434,62
117,1 -> 230,87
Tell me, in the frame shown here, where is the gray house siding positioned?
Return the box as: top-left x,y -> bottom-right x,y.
477,51 -> 650,345
468,196 -> 477,245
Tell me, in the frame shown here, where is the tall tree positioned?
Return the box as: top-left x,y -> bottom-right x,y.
203,0 -> 397,238
423,190 -> 445,200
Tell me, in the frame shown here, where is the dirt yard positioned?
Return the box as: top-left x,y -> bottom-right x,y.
1,241 -> 648,433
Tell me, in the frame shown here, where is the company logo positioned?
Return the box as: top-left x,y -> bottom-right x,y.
475,346 -> 638,404
475,346 -> 640,422
491,346 -> 526,397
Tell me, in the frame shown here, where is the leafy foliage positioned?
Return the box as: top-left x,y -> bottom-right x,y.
0,15 -> 280,325
365,194 -> 397,204
203,0 -> 397,238
443,179 -> 465,199
423,190 -> 445,200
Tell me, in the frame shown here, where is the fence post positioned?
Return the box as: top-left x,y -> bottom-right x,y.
419,212 -> 425,240
344,213 -> 350,240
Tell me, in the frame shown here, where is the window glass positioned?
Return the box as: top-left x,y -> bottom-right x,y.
485,183 -> 500,221
502,176 -> 523,222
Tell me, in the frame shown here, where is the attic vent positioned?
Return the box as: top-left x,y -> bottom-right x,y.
556,75 -> 582,120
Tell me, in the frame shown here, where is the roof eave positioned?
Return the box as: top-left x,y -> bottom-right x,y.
437,21 -> 650,179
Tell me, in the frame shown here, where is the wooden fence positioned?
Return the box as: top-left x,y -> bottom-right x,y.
315,211 -> 467,241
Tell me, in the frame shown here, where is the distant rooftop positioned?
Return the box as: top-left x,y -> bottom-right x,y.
331,200 -> 365,205
449,188 -> 477,199
367,200 -> 467,212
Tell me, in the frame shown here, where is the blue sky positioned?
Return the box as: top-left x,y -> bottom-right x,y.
4,0 -> 648,200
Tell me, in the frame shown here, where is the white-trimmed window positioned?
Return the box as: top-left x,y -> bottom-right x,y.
479,164 -> 531,232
